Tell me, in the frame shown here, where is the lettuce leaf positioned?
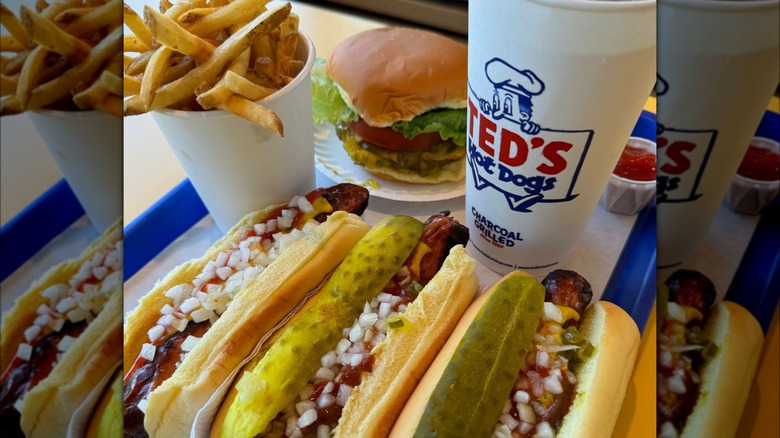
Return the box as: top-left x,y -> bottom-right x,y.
312,58 -> 466,147
311,58 -> 358,125
391,109 -> 466,146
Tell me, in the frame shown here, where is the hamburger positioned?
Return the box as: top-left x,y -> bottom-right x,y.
312,27 -> 468,184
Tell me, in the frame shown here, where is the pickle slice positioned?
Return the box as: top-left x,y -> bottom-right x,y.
219,215 -> 423,437
413,275 -> 545,438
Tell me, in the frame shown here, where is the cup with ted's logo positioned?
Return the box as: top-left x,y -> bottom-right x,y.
465,0 -> 656,274
655,0 -> 779,268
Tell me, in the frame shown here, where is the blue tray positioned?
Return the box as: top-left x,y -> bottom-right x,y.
0,179 -> 84,282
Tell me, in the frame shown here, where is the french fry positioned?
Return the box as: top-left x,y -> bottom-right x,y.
149,2 -> 291,110
124,34 -> 149,53
20,5 -> 91,63
223,70 -> 272,101
125,49 -> 153,75
124,74 -> 141,96
2,51 -> 29,76
123,94 -> 145,115
0,55 -> 9,70
1,35 -> 27,53
0,74 -> 17,96
219,94 -> 282,136
140,46 -> 173,109
35,0 -> 49,14
62,0 -> 121,36
161,56 -> 195,83
124,2 -> 152,49
177,6 -> 217,24
194,48 -> 249,109
162,0 -> 206,19
144,5 -> 214,63
93,93 -> 120,116
184,0 -> 269,38
1,3 -> 30,49
159,0 -> 173,13
54,6 -> 93,24
97,70 -> 122,96
25,26 -> 121,111
72,78 -> 108,109
16,45 -> 48,107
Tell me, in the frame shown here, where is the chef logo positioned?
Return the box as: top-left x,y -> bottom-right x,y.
655,74 -> 718,203
467,58 -> 594,212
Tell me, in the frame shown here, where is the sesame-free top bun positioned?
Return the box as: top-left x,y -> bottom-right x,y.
326,27 -> 467,128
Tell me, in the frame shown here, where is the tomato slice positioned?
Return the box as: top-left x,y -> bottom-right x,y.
347,119 -> 442,152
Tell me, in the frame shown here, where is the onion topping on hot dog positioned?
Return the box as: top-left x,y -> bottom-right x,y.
657,270 -> 717,438
0,235 -> 122,438
494,270 -> 594,438
261,212 -> 468,438
123,184 -> 368,438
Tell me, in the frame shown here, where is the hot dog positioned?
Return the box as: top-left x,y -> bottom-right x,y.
123,184 -> 372,438
392,269 -> 640,438
657,269 -> 764,438
0,219 -> 123,438
209,212 -> 478,438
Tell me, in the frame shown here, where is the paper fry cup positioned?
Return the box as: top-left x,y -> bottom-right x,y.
153,32 -> 317,234
28,110 -> 122,233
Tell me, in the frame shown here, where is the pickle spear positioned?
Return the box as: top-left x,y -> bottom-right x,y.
413,274 -> 545,438
219,215 -> 424,437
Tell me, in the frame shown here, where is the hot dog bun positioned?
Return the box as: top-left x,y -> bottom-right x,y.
1,219 -> 122,372
680,301 -> 763,438
392,271 -> 640,438
333,245 -> 478,438
136,211 -> 371,438
0,219 -> 123,438
20,291 -> 123,437
210,215 -> 477,438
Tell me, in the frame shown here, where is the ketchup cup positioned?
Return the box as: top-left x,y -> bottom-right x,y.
600,137 -> 657,216
724,136 -> 780,215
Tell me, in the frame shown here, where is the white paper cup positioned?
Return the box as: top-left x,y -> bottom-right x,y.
600,137 -> 657,216
28,110 -> 122,232
656,0 -> 779,267
152,32 -> 316,234
465,0 -> 656,273
724,137 -> 780,215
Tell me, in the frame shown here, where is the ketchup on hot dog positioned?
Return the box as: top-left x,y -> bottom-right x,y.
613,144 -> 656,181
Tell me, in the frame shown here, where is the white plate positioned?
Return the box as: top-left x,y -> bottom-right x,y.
313,125 -> 466,202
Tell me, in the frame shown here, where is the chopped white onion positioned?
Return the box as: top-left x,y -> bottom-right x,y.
140,343 -> 156,361
148,325 -> 165,343
317,393 -> 336,409
16,343 -> 33,361
514,390 -> 530,404
315,367 -> 336,381
179,297 -> 201,314
316,424 -> 330,438
181,335 -> 200,352
56,297 -> 76,313
297,409 -> 318,428
57,335 -> 76,352
543,375 -> 563,395
299,384 -> 315,400
499,413 -> 519,430
535,421 -> 555,438
336,384 -> 352,406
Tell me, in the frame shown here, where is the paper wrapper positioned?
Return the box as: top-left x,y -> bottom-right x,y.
28,110 -> 122,233
66,361 -> 121,438
152,32 -> 317,234
189,285 -> 320,437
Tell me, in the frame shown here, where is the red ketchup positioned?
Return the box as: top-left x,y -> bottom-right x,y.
613,144 -> 656,181
737,143 -> 780,181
